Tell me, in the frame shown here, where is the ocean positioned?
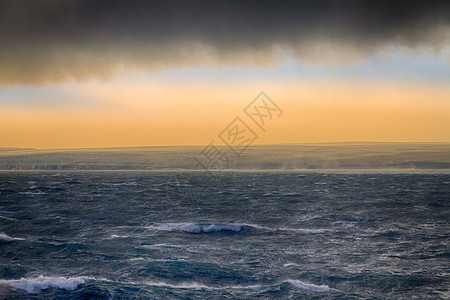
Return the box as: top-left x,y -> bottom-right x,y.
0,171 -> 448,299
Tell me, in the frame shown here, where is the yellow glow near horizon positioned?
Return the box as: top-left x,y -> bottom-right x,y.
1,79 -> 450,148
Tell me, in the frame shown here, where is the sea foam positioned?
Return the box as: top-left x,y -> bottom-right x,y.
0,276 -> 87,293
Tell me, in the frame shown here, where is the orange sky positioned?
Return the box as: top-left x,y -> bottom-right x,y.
1,77 -> 449,148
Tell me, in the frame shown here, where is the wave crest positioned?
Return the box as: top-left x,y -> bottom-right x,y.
143,281 -> 264,291
287,280 -> 331,292
0,232 -> 24,241
145,223 -> 328,235
0,276 -> 86,293
145,223 -> 244,234
140,280 -> 334,292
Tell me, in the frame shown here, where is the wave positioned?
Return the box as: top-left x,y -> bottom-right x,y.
142,243 -> 185,249
283,262 -> 300,267
141,280 -> 334,292
287,280 -> 331,292
145,223 -> 329,235
0,276 -> 87,293
0,215 -> 18,221
0,232 -> 25,241
280,228 -> 329,234
19,191 -> 47,195
332,221 -> 357,228
0,276 -> 335,294
282,192 -> 301,197
145,223 -> 244,234
106,234 -> 130,239
108,182 -> 139,186
144,281 -> 217,291
143,281 -> 264,291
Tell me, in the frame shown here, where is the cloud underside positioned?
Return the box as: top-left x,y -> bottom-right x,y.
1,0 -> 449,85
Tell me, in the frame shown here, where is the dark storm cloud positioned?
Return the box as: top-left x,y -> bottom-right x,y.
0,0 -> 449,85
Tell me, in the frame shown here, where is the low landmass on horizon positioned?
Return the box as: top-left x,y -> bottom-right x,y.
1,143 -> 449,171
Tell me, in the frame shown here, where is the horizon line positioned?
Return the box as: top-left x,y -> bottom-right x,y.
2,141 -> 450,151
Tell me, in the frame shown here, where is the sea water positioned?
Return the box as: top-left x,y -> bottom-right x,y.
0,172 -> 449,299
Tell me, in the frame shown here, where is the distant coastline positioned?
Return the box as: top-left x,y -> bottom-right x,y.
1,143 -> 449,171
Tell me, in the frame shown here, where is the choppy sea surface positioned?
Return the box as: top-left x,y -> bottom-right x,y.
0,171 -> 449,299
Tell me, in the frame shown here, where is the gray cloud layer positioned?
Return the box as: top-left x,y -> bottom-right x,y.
1,0 -> 449,85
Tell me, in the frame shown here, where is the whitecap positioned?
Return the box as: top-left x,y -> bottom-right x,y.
19,191 -> 47,195
129,257 -> 146,261
142,243 -> 184,249
287,280 -> 331,292
143,281 -> 265,291
145,223 -> 329,235
106,234 -> 130,239
283,263 -> 300,267
146,223 -> 243,234
0,276 -> 86,293
128,279 -> 334,293
144,281 -> 215,291
0,232 -> 24,241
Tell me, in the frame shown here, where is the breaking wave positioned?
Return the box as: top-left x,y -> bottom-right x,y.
0,276 -> 87,293
145,223 -> 244,233
143,281 -> 262,291
141,280 -> 334,292
145,223 -> 328,234
287,280 -> 331,292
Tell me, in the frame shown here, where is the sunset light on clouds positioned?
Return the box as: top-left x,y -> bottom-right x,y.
0,0 -> 449,148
